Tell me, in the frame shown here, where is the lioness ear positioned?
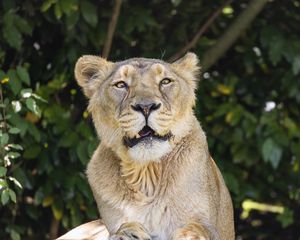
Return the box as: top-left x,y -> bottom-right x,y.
171,52 -> 201,88
74,55 -> 114,98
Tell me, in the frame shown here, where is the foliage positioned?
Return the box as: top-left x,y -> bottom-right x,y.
0,0 -> 299,239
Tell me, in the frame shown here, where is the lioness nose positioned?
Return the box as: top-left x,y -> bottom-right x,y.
131,102 -> 161,118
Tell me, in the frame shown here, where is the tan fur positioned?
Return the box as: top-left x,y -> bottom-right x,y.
74,53 -> 235,240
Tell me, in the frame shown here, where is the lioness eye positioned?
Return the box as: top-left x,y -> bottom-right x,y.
114,81 -> 128,89
160,78 -> 172,85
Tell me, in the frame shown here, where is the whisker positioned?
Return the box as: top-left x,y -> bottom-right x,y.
156,117 -> 172,121
156,124 -> 169,128
122,125 -> 136,130
159,112 -> 172,116
119,118 -> 138,123
119,112 -> 132,118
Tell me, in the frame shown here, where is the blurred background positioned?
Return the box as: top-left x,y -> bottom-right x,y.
0,0 -> 300,239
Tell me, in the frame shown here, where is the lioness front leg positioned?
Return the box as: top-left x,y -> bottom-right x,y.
173,222 -> 219,240
109,222 -> 152,240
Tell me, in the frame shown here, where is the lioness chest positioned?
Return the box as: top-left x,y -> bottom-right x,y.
119,199 -> 176,240
103,193 -> 205,240
100,166 -> 210,240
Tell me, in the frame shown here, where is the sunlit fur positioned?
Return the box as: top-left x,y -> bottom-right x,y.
74,53 -> 235,240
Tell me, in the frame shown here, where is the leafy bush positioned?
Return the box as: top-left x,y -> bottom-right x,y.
0,0 -> 299,239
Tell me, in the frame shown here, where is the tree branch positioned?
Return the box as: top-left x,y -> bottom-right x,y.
0,84 -> 7,131
168,0 -> 233,62
49,217 -> 59,240
102,0 -> 123,59
201,0 -> 269,71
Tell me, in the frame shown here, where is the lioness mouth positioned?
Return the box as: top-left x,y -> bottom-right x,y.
123,125 -> 172,148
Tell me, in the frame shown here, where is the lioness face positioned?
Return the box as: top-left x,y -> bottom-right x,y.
75,53 -> 200,163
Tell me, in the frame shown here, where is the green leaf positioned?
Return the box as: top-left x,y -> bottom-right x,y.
54,3 -> 63,19
0,167 -> 7,177
3,13 -> 22,50
0,179 -> 8,189
291,142 -> 300,160
52,198 -> 63,220
262,138 -> 273,162
14,14 -> 32,35
9,127 -> 21,134
262,138 -> 282,169
282,117 -> 300,137
292,56 -> 300,75
4,157 -> 11,167
27,123 -> 41,142
59,131 -> 78,147
13,168 -> 32,189
10,229 -> 21,240
1,189 -> 10,205
7,69 -> 22,95
282,40 -> 295,62
31,93 -> 47,103
0,70 -> 6,80
16,66 -> 31,85
6,152 -> 21,159
171,0 -> 182,6
70,206 -> 82,226
81,1 -> 98,27
11,100 -> 22,112
8,177 -> 23,189
9,114 -> 29,135
87,141 -> 97,157
41,0 -> 57,12
225,106 -> 242,126
7,144 -> 23,151
60,0 -> 78,15
76,142 -> 88,164
223,173 -> 239,195
0,133 -> 9,146
269,147 -> 282,169
26,98 -> 41,117
9,189 -> 17,203
269,35 -> 284,65
260,27 -> 285,65
276,208 -> 294,228
66,11 -> 80,30
23,145 -> 41,159
43,196 -> 54,207
21,88 -> 32,98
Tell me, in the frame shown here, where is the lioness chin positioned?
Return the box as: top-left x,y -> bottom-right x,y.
74,53 -> 234,240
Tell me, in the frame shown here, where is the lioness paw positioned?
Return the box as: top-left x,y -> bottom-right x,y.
173,223 -> 210,240
173,230 -> 208,240
109,222 -> 151,240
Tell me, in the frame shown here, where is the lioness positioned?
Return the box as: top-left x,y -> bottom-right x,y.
74,53 -> 234,240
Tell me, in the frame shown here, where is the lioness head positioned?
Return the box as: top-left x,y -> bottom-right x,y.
75,53 -> 200,163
